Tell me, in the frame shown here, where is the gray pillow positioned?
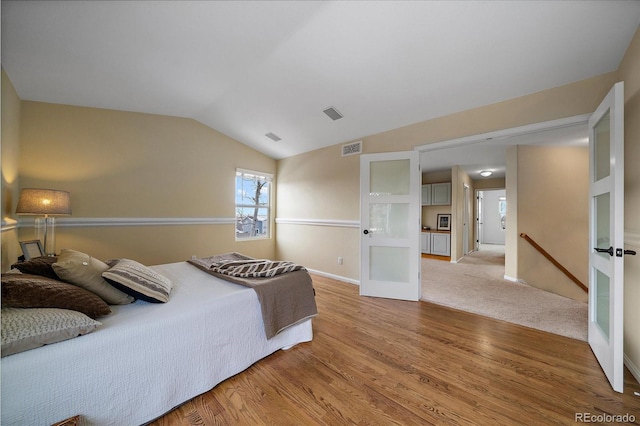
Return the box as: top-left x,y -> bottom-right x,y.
1,307 -> 101,357
52,249 -> 134,305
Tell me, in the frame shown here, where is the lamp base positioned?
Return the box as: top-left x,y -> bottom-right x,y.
36,217 -> 57,256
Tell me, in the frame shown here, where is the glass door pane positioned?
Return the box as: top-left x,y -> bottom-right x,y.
595,269 -> 610,340
594,192 -> 610,259
370,159 -> 410,195
370,246 -> 410,283
369,203 -> 410,239
594,110 -> 611,182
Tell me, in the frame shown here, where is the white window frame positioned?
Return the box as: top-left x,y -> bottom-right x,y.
235,168 -> 273,241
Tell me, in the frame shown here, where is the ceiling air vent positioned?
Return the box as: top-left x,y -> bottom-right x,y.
323,106 -> 343,121
342,141 -> 362,157
265,132 -> 281,142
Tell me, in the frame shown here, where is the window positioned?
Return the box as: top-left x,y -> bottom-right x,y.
235,169 -> 272,240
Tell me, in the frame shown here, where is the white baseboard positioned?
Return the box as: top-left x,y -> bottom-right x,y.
306,268 -> 360,286
504,274 -> 526,284
624,354 -> 640,385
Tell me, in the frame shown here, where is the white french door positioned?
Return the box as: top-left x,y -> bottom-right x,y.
360,151 -> 421,301
588,81 -> 625,393
476,191 -> 484,251
463,184 -> 470,255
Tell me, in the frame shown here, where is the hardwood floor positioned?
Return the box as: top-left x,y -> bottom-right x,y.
150,274 -> 640,425
421,253 -> 451,262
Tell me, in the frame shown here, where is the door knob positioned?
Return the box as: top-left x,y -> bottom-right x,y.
363,229 -> 369,235
619,249 -> 636,256
594,246 -> 614,256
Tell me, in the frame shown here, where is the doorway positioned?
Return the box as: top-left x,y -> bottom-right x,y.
476,189 -> 506,254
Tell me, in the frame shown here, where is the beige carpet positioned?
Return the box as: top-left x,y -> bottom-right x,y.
421,247 -> 588,341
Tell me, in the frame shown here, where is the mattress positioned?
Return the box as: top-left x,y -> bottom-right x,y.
1,261 -> 313,425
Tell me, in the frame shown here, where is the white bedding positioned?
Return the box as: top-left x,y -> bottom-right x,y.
1,261 -> 313,425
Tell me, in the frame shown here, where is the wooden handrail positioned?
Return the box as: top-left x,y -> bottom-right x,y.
519,233 -> 588,293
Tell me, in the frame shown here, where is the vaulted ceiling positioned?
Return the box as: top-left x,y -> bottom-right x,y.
2,1 -> 639,161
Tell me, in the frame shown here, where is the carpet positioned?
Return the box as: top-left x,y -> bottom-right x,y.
421,247 -> 588,341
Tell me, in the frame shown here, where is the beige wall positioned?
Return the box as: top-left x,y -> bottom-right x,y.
619,25 -> 640,379
515,145 -> 589,302
1,69 -> 22,269
474,177 -> 505,191
8,101 -> 277,266
275,145 -> 360,280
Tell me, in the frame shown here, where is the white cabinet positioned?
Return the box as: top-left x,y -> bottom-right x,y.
422,182 -> 451,206
431,232 -> 451,256
422,232 -> 450,256
421,184 -> 432,206
431,182 -> 451,205
421,232 -> 431,254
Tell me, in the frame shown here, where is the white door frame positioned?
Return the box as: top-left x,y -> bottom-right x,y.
415,114 -> 591,153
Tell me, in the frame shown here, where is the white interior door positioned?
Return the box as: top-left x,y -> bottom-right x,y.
588,81 -> 625,393
463,184 -> 470,255
360,151 -> 420,301
476,191 -> 484,251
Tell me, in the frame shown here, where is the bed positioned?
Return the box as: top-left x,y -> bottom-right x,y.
1,257 -> 315,426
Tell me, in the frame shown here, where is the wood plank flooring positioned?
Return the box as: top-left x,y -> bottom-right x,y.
421,253 -> 451,262
150,274 -> 640,425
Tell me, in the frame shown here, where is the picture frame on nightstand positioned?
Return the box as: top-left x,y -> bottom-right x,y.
19,239 -> 44,260
436,214 -> 451,231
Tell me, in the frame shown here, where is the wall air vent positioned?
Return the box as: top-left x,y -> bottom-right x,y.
323,106 -> 343,121
342,141 -> 362,157
265,132 -> 281,142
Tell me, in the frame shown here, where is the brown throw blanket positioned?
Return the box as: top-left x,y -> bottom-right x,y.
188,253 -> 317,339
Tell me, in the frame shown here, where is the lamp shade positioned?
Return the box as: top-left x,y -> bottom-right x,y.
15,188 -> 71,216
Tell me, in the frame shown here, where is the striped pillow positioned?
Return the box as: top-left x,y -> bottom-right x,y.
102,259 -> 173,303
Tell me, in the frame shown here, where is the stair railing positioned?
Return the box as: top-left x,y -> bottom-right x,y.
519,233 -> 588,293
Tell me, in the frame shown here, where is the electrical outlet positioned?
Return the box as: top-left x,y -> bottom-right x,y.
338,256 -> 343,265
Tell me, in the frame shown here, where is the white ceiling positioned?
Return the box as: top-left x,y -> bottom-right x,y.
2,1 -> 639,165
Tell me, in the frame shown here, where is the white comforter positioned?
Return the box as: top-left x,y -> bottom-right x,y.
1,262 -> 313,425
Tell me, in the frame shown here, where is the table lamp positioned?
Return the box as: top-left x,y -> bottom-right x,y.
16,188 -> 71,256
